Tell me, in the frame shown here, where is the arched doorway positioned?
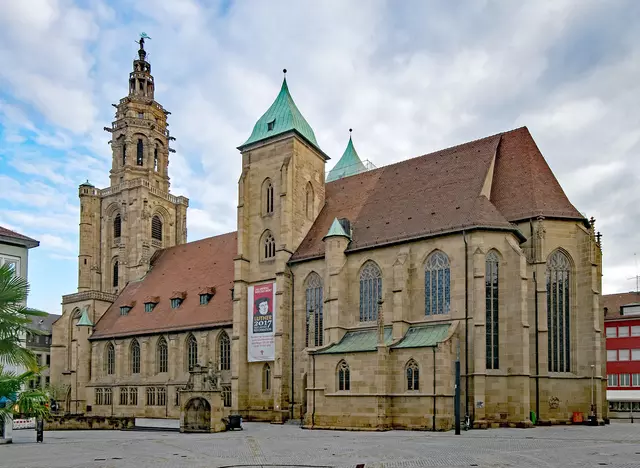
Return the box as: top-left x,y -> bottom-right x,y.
184,397 -> 211,432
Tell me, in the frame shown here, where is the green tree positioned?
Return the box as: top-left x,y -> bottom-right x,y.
0,264 -> 50,420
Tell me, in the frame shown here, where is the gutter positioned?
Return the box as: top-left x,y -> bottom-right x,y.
463,231 -> 470,424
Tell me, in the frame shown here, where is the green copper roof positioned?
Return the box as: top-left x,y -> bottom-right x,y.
77,309 -> 94,327
326,134 -> 367,182
240,78 -> 320,151
316,327 -> 392,354
391,324 -> 450,349
323,218 -> 351,240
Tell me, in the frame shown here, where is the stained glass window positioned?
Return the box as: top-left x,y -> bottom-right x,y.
425,251 -> 450,315
547,250 -> 571,372
130,339 -> 140,374
157,337 -> 168,373
359,261 -> 382,322
338,360 -> 350,391
305,273 -> 324,347
485,251 -> 499,369
406,360 -> 419,390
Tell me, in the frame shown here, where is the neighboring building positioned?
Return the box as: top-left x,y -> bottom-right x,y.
51,39 -> 605,430
0,226 -> 39,443
604,292 -> 640,419
26,313 -> 61,390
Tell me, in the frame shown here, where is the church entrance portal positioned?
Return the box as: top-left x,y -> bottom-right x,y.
184,397 -> 211,432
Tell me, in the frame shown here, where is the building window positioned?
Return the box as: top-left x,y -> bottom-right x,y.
154,147 -> 159,171
262,231 -> 276,260
104,388 -> 112,405
620,373 -> 631,387
45,376 -> 50,386
122,143 -> 127,165
267,119 -> 275,131
607,349 -> 617,361
131,339 -> 140,374
262,363 -> 271,392
608,374 -> 618,387
46,354 -> 50,366
157,337 -> 168,373
114,214 -> 121,238
263,179 -> 274,215
129,387 -> 138,405
120,387 -> 128,405
406,360 -> 419,391
144,302 -> 156,313
222,385 -> 231,407
425,251 -> 451,316
305,272 -> 324,347
305,182 -> 314,220
151,215 -> 163,241
157,387 -> 166,406
619,326 -> 630,338
546,250 -> 571,373
337,360 -> 350,391
105,343 -> 115,375
137,138 -> 144,166
95,388 -> 103,405
199,294 -> 212,305
359,261 -> 382,322
120,306 -> 131,316
113,261 -> 119,288
187,334 -> 198,371
632,326 -> 640,337
219,331 -> 231,371
632,349 -> 640,360
619,349 -> 630,361
633,374 -> 640,386
606,327 -> 617,338
146,387 -> 156,406
170,298 -> 182,309
138,112 -> 144,119
485,251 -> 499,369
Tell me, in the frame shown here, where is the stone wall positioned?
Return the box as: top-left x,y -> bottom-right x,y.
45,415 -> 134,431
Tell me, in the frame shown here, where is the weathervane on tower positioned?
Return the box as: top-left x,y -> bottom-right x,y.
136,32 -> 152,60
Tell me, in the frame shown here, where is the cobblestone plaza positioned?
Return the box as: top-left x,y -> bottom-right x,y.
3,423 -> 640,468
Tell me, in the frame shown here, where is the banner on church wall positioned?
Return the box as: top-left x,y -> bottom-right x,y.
247,282 -> 276,362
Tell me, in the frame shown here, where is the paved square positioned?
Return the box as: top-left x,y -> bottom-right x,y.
2,422 -> 640,468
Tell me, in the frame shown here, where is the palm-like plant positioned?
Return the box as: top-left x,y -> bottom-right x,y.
0,264 -> 50,421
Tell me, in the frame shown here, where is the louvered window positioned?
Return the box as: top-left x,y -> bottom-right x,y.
151,216 -> 162,241
113,214 -> 121,238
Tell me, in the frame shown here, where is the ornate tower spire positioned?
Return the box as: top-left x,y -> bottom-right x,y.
130,33 -> 154,99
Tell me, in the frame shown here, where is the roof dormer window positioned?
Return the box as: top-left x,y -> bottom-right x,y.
200,294 -> 212,305
267,119 -> 275,131
120,306 -> 132,316
170,298 -> 182,309
144,302 -> 156,313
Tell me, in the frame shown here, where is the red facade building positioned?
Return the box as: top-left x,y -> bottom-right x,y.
604,292 -> 640,418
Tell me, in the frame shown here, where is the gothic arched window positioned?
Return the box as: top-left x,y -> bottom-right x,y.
157,337 -> 168,373
485,251 -> 499,370
425,251 -> 450,315
337,360 -> 350,391
263,179 -> 274,215
262,363 -> 271,392
187,334 -> 198,371
112,260 -> 119,288
130,339 -> 140,374
122,143 -> 127,165
113,214 -> 121,239
105,343 -> 115,375
305,182 -> 314,220
262,231 -> 276,260
406,359 -> 419,390
219,331 -> 231,371
359,261 -> 382,322
305,273 -> 324,347
136,138 -> 144,166
151,216 -> 163,241
547,250 -> 571,372
154,146 -> 159,171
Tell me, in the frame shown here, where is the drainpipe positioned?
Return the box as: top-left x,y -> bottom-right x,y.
463,231 -> 470,422
432,346 -> 436,431
534,271 -> 540,424
290,268 -> 295,420
311,353 -> 316,427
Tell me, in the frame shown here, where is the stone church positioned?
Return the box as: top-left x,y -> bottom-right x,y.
51,40 -> 606,431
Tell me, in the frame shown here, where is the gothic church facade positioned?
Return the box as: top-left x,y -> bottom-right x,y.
51,41 -> 606,430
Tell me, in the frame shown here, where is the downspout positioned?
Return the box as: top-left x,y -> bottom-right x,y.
311,353 -> 316,427
290,267 -> 295,420
432,346 -> 437,431
534,271 -> 540,424
463,231 -> 470,422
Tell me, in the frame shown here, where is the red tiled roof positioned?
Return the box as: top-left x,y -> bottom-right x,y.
0,225 -> 39,248
603,292 -> 640,321
91,232 -> 236,339
292,128 -> 569,261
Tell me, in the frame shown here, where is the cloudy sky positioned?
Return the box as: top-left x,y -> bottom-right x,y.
1,0 -> 639,313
